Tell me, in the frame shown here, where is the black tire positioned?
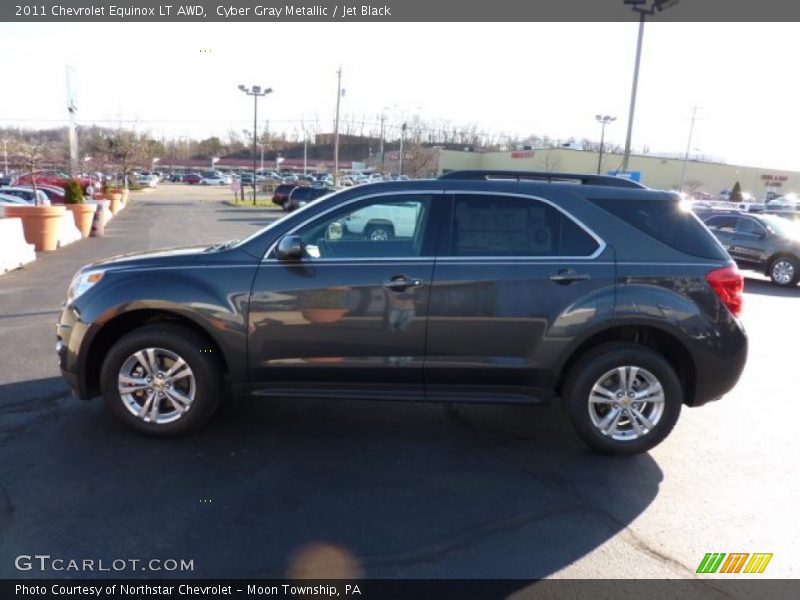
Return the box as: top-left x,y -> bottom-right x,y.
768,255 -> 800,287
562,343 -> 682,455
364,224 -> 394,241
100,324 -> 223,436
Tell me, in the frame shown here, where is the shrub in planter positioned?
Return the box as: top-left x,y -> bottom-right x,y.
64,179 -> 96,239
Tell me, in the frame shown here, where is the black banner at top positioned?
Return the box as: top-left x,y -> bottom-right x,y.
3,0 -> 800,22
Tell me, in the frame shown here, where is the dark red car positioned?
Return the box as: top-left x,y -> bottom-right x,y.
271,183 -> 300,209
14,170 -> 98,192
184,173 -> 203,185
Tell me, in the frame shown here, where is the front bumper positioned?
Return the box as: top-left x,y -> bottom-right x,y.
56,303 -> 94,399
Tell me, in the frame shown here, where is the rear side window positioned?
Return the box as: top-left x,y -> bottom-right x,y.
451,194 -> 600,257
589,197 -> 728,260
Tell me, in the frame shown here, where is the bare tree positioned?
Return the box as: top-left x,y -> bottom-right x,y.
14,137 -> 62,205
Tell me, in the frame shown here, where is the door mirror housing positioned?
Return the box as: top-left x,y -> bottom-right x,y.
276,235 -> 303,260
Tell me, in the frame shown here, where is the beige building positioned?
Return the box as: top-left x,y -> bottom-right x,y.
436,148 -> 799,199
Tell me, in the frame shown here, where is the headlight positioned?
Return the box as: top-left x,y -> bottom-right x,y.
67,270 -> 105,303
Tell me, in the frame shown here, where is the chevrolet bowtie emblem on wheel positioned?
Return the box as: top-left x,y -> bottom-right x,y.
696,552 -> 773,574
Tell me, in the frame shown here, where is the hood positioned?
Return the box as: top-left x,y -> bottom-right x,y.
82,244 -> 211,271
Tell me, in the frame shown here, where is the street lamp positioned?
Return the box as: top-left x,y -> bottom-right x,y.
3,139 -> 9,175
152,157 -> 160,174
620,0 -> 679,172
238,84 -> 273,204
595,115 -> 616,174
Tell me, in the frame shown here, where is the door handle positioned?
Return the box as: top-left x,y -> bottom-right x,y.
548,269 -> 590,284
382,275 -> 422,291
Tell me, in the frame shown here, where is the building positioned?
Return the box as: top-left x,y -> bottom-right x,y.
436,147 -> 800,199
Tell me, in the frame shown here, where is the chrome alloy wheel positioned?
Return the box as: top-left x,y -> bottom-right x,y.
771,260 -> 795,285
587,366 -> 665,441
117,347 -> 196,425
368,228 -> 390,241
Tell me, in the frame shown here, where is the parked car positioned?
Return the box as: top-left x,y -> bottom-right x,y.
57,170 -> 747,455
0,176 -> 12,186
12,184 -> 66,204
0,192 -> 31,206
271,183 -> 300,209
184,173 -> 203,185
700,210 -> 800,286
0,186 -> 51,205
14,170 -> 97,192
285,185 -> 335,211
137,175 -> 158,188
200,175 -> 228,185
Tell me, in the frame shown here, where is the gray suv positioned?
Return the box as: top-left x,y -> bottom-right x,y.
58,171 -> 748,455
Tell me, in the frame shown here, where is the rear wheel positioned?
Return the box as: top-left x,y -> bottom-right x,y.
100,324 -> 223,436
562,343 -> 682,455
769,256 -> 799,287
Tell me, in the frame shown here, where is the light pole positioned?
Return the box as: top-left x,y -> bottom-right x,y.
238,84 -> 273,204
679,106 -> 700,193
333,67 -> 344,187
399,122 -> 407,176
3,139 -> 8,175
595,115 -> 616,174
151,157 -> 160,174
620,0 -> 679,172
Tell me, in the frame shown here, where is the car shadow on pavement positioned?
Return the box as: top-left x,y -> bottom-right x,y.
744,277 -> 800,298
0,385 -> 663,581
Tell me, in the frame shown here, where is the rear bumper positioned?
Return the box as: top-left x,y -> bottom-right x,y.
689,323 -> 748,407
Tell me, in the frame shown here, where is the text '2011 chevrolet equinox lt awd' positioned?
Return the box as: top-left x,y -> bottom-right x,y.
57,171 -> 747,454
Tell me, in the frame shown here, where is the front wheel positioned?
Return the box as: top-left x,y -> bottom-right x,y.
562,343 -> 682,455
769,256 -> 799,287
100,324 -> 223,436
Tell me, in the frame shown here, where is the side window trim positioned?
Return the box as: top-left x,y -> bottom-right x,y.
262,189 -> 447,261
440,190 -> 606,260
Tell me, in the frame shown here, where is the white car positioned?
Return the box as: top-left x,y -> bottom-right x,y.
341,201 -> 420,240
200,175 -> 229,185
137,175 -> 158,188
0,187 -> 50,205
0,192 -> 32,206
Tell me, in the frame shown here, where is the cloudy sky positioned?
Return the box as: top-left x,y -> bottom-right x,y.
1,22 -> 797,170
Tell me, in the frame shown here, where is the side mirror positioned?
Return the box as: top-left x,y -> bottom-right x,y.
276,235 -> 303,260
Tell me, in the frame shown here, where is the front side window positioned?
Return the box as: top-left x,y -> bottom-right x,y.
292,194 -> 435,259
450,194 -> 599,257
735,218 -> 765,236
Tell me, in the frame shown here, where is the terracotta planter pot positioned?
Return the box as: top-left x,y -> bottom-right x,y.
66,203 -> 98,238
2,205 -> 66,251
301,309 -> 348,324
119,189 -> 130,203
92,192 -> 105,201
107,195 -> 123,215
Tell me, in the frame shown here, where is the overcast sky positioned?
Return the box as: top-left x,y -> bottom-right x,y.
1,22 -> 797,170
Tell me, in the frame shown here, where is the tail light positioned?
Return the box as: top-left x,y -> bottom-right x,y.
706,265 -> 744,317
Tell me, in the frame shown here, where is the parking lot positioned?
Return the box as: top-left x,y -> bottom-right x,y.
0,184 -> 797,582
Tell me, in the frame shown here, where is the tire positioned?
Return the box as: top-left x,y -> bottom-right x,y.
562,343 -> 682,455
364,224 -> 394,241
768,255 -> 799,287
99,324 -> 223,436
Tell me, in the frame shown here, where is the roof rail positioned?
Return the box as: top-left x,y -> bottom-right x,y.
438,170 -> 646,189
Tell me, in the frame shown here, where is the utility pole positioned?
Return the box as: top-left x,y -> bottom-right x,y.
679,106 -> 700,193
379,113 -> 386,172
595,115 -> 616,174
333,67 -> 343,186
65,65 -> 78,177
399,122 -> 407,176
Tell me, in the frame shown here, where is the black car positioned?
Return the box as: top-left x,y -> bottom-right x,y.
57,170 -> 747,455
700,211 -> 800,287
285,185 -> 336,211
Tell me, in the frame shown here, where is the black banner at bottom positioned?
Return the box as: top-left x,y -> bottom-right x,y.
3,579 -> 800,600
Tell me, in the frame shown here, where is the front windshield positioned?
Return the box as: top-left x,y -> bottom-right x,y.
232,190 -> 342,248
761,214 -> 800,239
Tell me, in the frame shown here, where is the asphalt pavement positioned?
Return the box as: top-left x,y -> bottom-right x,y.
0,185 -> 797,590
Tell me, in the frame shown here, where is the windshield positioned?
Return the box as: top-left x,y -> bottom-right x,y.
232,190 -> 342,248
761,214 -> 800,238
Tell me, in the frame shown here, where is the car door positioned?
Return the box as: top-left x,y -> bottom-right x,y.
425,192 -> 615,403
247,191 -> 444,398
731,217 -> 768,267
704,214 -> 738,255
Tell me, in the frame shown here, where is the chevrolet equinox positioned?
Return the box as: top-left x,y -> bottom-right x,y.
57,171 -> 748,454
